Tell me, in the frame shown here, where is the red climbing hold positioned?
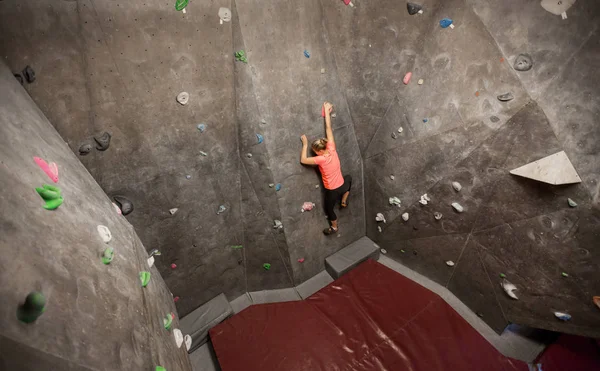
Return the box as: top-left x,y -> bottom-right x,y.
403,72 -> 412,85
174,296 -> 180,303
171,263 -> 177,269
342,0 -> 351,5
298,258 -> 305,263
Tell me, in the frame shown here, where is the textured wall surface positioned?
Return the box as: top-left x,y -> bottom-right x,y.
1,0 -> 598,339
0,62 -> 191,370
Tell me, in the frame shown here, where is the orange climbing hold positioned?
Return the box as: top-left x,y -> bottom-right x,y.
475,91 -> 480,97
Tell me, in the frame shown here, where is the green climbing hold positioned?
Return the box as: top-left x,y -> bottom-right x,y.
174,0 -> 188,11
35,188 -> 60,200
43,197 -> 64,210
562,272 -> 569,277
235,50 -> 248,64
500,273 -> 506,278
139,271 -> 151,287
156,367 -> 166,371
263,263 -> 271,270
163,313 -> 173,330
400,249 -> 405,253
231,245 -> 243,249
36,184 -> 64,210
17,291 -> 46,323
102,247 -> 114,265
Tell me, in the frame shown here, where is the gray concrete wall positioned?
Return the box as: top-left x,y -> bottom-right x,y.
0,62 -> 191,370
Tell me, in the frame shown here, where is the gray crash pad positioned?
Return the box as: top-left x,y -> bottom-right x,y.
189,342 -> 221,371
180,293 -> 233,353
325,236 -> 380,279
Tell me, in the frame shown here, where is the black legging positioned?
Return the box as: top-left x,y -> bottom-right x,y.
324,175 -> 352,221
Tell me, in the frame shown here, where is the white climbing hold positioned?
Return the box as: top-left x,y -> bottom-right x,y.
301,202 -> 315,212
509,151 -> 581,185
184,335 -> 192,351
397,127 -> 403,133
273,220 -> 283,229
377,226 -> 382,232
389,197 -> 401,207
402,212 -> 409,221
147,256 -> 155,268
446,260 -> 455,267
261,119 -> 267,125
199,151 -> 208,157
380,248 -> 387,254
452,181 -> 462,192
390,175 -> 395,180
418,9 -> 423,14
452,202 -> 464,213
218,7 -> 231,22
375,213 -> 386,223
176,92 -> 189,105
246,153 -> 253,158
315,184 -> 319,189
331,113 -> 337,118
418,79 -> 424,85
423,194 -> 430,201
434,212 -> 443,220
554,312 -> 571,321
419,194 -> 430,205
217,205 -> 227,214
97,225 -> 112,243
169,208 -> 178,215
541,0 -> 576,16
269,183 -> 275,188
174,329 -> 184,348
321,68 -> 325,74
567,198 -> 577,207
501,279 -> 519,300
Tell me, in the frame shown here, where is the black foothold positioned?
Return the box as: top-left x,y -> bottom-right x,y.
14,74 -> 23,85
513,53 -> 533,72
413,226 -> 419,231
22,65 -> 36,83
497,92 -> 514,102
490,116 -> 500,123
79,143 -> 93,155
94,132 -> 111,151
413,251 -> 418,256
113,195 -> 133,215
407,2 -> 422,15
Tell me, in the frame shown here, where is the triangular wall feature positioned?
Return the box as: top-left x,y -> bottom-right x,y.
509,151 -> 582,185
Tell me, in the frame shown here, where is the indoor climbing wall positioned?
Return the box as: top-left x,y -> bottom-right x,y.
0,62 -> 191,370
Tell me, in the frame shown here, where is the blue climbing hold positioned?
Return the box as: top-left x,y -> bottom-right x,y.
440,18 -> 453,28
423,118 -> 428,123
197,123 -> 206,133
275,183 -> 282,191
256,134 -> 264,144
304,50 -> 310,58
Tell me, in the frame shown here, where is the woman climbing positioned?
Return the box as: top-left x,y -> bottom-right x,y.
300,101 -> 352,235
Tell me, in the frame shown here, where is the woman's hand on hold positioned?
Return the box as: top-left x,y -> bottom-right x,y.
300,134 -> 308,146
323,102 -> 333,114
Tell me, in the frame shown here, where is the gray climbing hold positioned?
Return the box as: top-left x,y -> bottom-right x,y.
216,205 -> 226,214
113,196 -> 133,215
79,143 -> 93,156
94,132 -> 111,151
391,132 -> 398,139
407,2 -> 422,15
402,212 -> 409,221
452,202 -> 464,213
514,54 -> 533,71
497,92 -> 514,102
490,116 -> 500,123
22,65 -> 36,83
452,181 -> 462,192
14,74 -> 23,85
434,212 -> 443,220
177,92 -> 189,105
567,198 -> 577,207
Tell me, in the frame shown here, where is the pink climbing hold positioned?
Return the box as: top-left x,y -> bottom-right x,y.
34,157 -> 58,183
302,202 -> 315,212
403,72 -> 412,85
298,258 -> 305,263
171,263 -> 177,269
342,0 -> 351,5
171,312 -> 175,319
112,202 -> 122,215
174,296 -> 180,303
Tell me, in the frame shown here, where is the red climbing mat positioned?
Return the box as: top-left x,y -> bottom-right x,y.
210,259 -> 529,371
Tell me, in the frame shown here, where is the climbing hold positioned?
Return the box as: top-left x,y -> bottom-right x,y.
199,151 -> 208,157
304,50 -> 310,58
263,263 -> 271,270
510,151 -> 581,185
175,0 -> 188,11
184,334 -> 192,351
402,212 -> 409,221
331,113 -> 337,118
380,249 -> 387,254
439,18 -> 453,28
102,247 -> 114,265
139,271 -> 151,287
94,132 -> 111,151
149,249 -> 161,257
490,116 -> 500,123
185,175 -> 191,180
423,118 -> 428,123
196,123 -> 206,132
261,119 -> 267,125
171,263 -> 177,269
301,202 -> 315,212
561,272 -> 569,277
17,292 -> 46,323
499,273 -> 506,278
452,202 -> 464,213
268,183 -> 275,188
147,256 -> 155,268
234,50 -> 248,63
541,0 -> 576,16
97,225 -> 112,243
417,79 -> 424,85
113,196 -> 133,215
321,68 -> 325,74
401,249 -> 405,253
174,296 -> 180,303
231,245 -> 243,249
497,92 -> 514,102
256,133 -> 264,144
391,132 -> 398,139
298,258 -> 305,263
452,181 -> 462,192
419,193 -> 429,205
514,53 -> 533,71
218,7 -> 231,22
593,296 -> 600,310
446,260 -> 455,267
434,212 -> 443,220
475,91 -> 480,97
554,312 -> 571,321
14,74 -> 23,85
273,220 -> 283,229
377,226 -> 382,232
375,213 -> 386,223
156,367 -> 166,371
567,198 -> 577,207
406,2 -> 422,15
173,328 -> 184,348
315,184 -> 320,189
112,202 -> 122,215
79,142 -> 93,155
403,72 -> 412,85
176,92 -> 189,105
501,279 -> 518,300
22,65 -> 36,83
170,208 -> 178,215
163,313 -> 173,330
216,205 -> 226,214
275,183 -> 282,191
36,184 -> 63,210
390,175 -> 395,180
389,197 -> 401,207
34,157 -> 58,183
246,153 -> 253,158
397,127 -> 403,133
